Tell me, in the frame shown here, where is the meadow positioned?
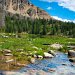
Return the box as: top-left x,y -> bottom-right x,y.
0,33 -> 75,70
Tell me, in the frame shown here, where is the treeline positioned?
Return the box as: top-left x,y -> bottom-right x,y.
5,14 -> 75,37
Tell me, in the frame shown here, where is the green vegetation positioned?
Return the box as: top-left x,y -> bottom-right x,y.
0,33 -> 75,52
3,14 -> 75,37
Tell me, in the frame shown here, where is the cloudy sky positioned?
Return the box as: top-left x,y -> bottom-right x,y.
30,0 -> 75,22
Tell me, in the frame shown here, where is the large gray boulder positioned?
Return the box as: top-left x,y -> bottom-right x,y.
68,50 -> 75,57
68,50 -> 75,62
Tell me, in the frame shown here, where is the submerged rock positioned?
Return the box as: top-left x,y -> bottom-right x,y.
48,68 -> 56,72
69,58 -> 75,62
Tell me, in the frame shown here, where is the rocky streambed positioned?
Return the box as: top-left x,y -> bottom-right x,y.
1,52 -> 75,75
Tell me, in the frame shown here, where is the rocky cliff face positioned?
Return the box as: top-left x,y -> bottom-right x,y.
0,0 -> 51,26
4,0 -> 51,19
0,0 -> 5,26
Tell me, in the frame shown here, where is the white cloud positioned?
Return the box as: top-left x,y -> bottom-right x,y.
47,7 -> 52,10
52,16 -> 75,23
73,20 -> 75,23
40,0 -> 75,12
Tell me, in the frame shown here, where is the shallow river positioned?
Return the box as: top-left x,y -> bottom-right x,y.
1,52 -> 75,75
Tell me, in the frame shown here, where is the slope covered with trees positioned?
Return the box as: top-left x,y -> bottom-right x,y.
4,14 -> 75,38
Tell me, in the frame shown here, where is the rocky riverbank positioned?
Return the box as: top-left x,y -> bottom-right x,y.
0,52 -> 75,75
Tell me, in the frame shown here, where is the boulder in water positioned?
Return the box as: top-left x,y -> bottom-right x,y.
30,58 -> 35,64
38,55 -> 43,58
68,50 -> 75,57
44,52 -> 54,58
69,58 -> 75,62
48,50 -> 55,56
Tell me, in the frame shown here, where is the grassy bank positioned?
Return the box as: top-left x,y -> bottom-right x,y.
0,33 -> 75,70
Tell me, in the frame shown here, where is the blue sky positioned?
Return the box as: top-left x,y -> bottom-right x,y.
30,0 -> 75,22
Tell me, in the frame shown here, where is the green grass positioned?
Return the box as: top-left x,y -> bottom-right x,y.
0,33 -> 75,52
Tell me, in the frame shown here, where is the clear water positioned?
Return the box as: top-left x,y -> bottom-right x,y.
2,52 -> 75,75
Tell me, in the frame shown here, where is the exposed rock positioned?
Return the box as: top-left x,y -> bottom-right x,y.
48,50 -> 55,56
16,63 -> 26,67
68,50 -> 75,62
3,49 -> 11,53
30,58 -> 35,64
33,54 -> 37,58
4,53 -> 13,56
44,52 -> 54,58
4,0 -> 51,20
37,55 -> 43,58
50,44 -> 63,49
68,50 -> 75,57
5,59 -> 14,63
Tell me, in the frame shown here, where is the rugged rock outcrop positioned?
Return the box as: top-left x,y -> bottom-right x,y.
4,0 -> 51,19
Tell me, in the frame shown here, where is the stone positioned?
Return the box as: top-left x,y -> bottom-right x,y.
48,50 -> 55,56
5,59 -> 14,63
30,58 -> 35,64
3,49 -> 11,53
4,53 -> 13,56
44,52 -> 54,58
33,54 -> 37,58
48,68 -> 56,72
38,55 -> 43,58
16,63 -> 26,67
50,44 -> 63,49
68,50 -> 75,57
